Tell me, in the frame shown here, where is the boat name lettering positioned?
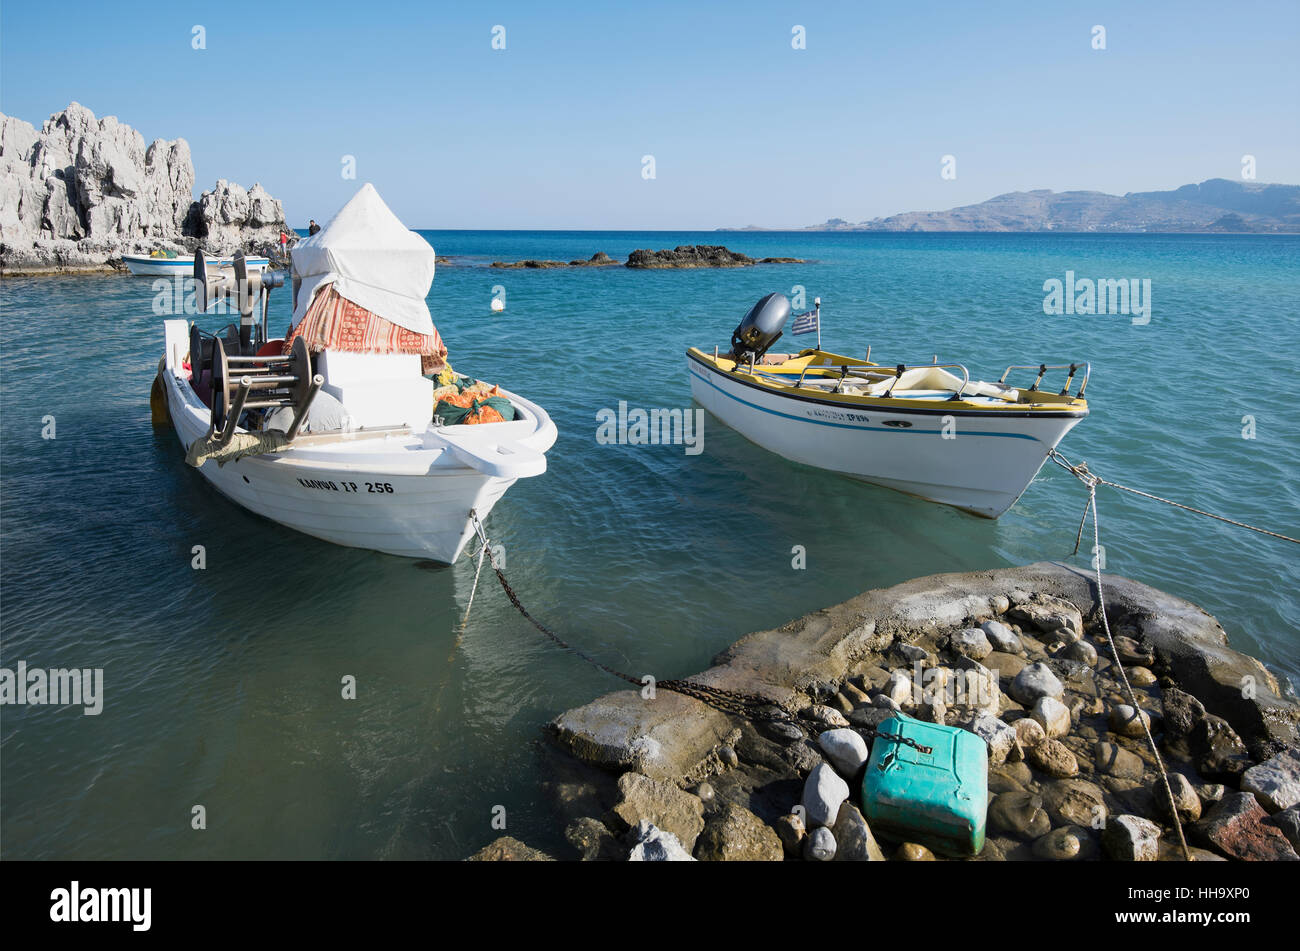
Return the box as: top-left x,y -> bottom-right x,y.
296,477 -> 394,494
805,407 -> 868,423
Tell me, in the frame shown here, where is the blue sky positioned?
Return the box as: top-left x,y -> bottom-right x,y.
2,0 -> 1297,228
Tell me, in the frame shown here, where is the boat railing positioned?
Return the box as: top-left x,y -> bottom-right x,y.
999,362 -> 1091,398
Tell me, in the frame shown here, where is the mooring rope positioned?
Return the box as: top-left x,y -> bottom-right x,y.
1047,450 -> 1299,545
1049,450 -> 1196,861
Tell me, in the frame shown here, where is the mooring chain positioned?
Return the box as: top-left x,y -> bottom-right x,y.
466,512 -> 934,753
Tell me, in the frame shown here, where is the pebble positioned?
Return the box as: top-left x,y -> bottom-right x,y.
817,728 -> 869,777
808,704 -> 850,729
969,714 -> 1020,767
842,681 -> 871,706
1094,741 -> 1144,780
1128,666 -> 1157,686
695,781 -> 716,804
1027,738 -> 1080,778
1109,703 -> 1152,738
803,825 -> 837,861
1154,772 -> 1202,823
918,700 -> 947,724
884,671 -> 915,707
1009,662 -> 1064,706
773,813 -> 805,857
757,720 -> 804,745
1033,826 -> 1087,861
949,627 -> 993,660
1031,696 -> 1072,739
989,791 -> 1051,840
1102,814 -> 1161,861
717,746 -> 739,768
628,821 -> 697,861
873,694 -> 901,711
895,842 -> 935,861
831,802 -> 886,861
1112,635 -> 1155,666
1063,640 -> 1098,666
1013,716 -> 1046,750
896,643 -> 929,664
1042,777 -> 1107,827
1197,783 -> 1226,804
802,763 -> 850,828
981,619 -> 1022,654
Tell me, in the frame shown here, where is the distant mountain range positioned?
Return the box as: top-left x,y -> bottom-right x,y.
723,179 -> 1300,233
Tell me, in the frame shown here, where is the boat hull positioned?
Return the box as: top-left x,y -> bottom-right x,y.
126,255 -> 269,276
160,354 -> 554,562
687,352 -> 1085,518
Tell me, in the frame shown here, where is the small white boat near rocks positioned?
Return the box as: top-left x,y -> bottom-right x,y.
126,250 -> 268,276
153,184 -> 556,562
688,294 -> 1089,518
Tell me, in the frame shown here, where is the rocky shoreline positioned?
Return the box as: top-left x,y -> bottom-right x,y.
469,561 -> 1299,861
487,245 -> 805,270
1,103 -> 292,276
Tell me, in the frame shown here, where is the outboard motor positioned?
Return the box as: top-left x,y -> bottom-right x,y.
729,293 -> 791,363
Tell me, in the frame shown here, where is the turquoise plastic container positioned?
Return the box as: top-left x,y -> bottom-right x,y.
862,714 -> 988,856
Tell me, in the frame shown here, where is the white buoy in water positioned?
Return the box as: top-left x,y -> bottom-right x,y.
490,298 -> 505,313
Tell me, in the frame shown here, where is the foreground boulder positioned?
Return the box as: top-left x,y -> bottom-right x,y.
1193,792 -> 1300,861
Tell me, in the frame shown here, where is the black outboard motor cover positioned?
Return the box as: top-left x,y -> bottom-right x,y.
730,292 -> 791,362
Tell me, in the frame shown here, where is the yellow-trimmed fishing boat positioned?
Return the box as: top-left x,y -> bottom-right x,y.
687,294 -> 1089,518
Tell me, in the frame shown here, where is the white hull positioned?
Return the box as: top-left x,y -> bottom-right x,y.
161,341 -> 555,562
127,255 -> 269,276
688,354 -> 1085,518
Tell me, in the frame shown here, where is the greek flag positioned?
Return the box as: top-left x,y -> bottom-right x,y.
791,309 -> 819,336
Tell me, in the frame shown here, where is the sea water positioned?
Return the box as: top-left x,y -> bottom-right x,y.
1,231 -> 1296,858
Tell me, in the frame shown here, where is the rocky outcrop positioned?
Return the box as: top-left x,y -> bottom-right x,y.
542,562 -> 1299,861
1,102 -> 290,275
485,248 -> 803,269
626,244 -> 758,268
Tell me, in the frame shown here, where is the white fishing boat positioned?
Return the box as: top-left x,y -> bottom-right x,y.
152,184 -> 556,562
688,294 -> 1089,518
126,251 -> 269,276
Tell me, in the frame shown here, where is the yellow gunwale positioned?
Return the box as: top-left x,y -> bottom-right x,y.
687,347 -> 1089,415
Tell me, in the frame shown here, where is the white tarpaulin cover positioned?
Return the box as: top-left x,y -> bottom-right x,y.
290,183 -> 436,336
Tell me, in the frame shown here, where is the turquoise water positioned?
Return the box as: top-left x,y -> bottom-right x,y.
2,232 -> 1297,859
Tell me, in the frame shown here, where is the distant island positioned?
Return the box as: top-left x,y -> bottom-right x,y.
487,246 -> 805,269
721,179 -> 1300,233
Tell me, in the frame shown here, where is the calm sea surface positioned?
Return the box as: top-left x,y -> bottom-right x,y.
2,231 -> 1297,858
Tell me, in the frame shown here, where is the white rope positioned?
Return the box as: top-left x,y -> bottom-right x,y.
1056,460 -> 1194,860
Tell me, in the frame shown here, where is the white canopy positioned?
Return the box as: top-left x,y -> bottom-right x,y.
290,183 -> 436,336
